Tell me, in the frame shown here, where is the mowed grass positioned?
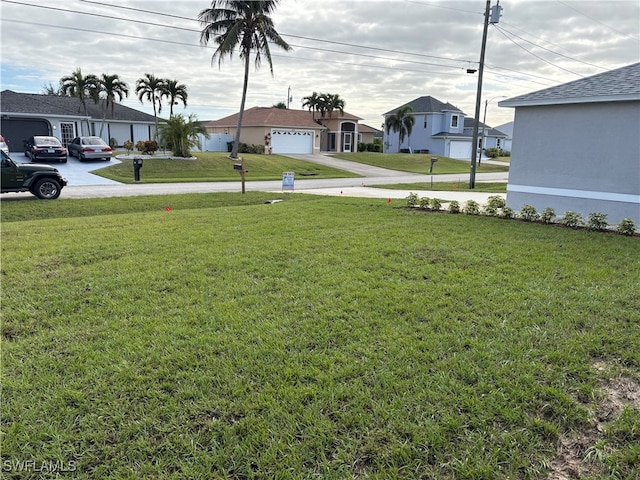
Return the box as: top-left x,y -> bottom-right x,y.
372,182 -> 508,193
93,152 -> 359,183
2,194 -> 639,479
331,152 -> 509,175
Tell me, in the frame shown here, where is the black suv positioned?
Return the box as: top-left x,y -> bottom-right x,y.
1,150 -> 68,199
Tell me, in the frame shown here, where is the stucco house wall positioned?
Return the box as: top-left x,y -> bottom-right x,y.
501,63 -> 640,224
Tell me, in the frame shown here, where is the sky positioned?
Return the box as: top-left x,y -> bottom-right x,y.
1,0 -> 639,130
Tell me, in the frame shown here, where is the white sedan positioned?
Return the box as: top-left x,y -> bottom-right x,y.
68,136 -> 112,161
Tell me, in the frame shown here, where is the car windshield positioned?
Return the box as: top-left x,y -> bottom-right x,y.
83,137 -> 107,146
34,137 -> 62,146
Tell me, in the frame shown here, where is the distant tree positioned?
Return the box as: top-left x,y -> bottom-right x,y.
98,74 -> 129,137
136,73 -> 167,141
42,82 -> 64,96
163,79 -> 188,116
385,105 -> 415,151
60,68 -> 100,134
272,101 -> 287,109
159,114 -> 208,158
199,0 -> 291,163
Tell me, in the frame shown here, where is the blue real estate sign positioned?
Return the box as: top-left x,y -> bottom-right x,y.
282,171 -> 294,192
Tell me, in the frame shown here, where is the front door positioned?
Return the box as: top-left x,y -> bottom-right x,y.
343,132 -> 352,153
60,122 -> 75,147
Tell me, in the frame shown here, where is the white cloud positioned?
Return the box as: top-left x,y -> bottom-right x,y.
1,0 -> 638,128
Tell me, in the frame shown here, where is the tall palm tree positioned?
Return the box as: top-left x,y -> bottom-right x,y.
60,68 -> 100,134
135,73 -> 167,141
163,79 -> 188,116
385,105 -> 415,151
98,74 -> 129,137
199,0 -> 292,170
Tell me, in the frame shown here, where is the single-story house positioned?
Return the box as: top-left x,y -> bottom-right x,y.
463,118 -> 507,154
383,96 -> 507,159
494,121 -> 513,152
202,106 -> 367,154
0,90 -> 158,151
357,124 -> 382,145
499,62 -> 640,224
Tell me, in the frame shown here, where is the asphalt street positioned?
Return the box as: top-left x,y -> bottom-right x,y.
2,152 -> 508,205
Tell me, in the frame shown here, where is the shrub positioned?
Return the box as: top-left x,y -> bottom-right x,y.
135,140 -> 158,155
419,197 -> 430,209
483,205 -> 499,217
485,147 -> 500,158
406,192 -> 419,207
238,143 -> 265,154
463,200 -> 480,215
109,137 -> 117,149
448,200 -> 461,214
486,195 -> 506,209
123,140 -> 134,154
616,218 -> 637,236
501,206 -> 516,219
519,205 -> 539,222
429,198 -> 442,211
540,208 -> 556,224
587,212 -> 608,231
560,211 -> 584,229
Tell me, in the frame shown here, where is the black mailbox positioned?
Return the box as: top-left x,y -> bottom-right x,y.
429,157 -> 438,173
233,163 -> 243,171
133,157 -> 143,181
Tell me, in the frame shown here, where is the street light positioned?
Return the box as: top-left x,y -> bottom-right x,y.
479,95 -> 507,165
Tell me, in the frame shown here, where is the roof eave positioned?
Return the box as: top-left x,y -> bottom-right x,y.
500,94 -> 640,108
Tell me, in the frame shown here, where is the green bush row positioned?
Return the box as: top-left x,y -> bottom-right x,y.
405,193 -> 637,236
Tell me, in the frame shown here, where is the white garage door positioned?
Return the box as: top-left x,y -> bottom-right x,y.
449,140 -> 472,159
271,128 -> 313,154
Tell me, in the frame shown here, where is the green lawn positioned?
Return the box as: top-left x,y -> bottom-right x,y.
94,152 -> 359,184
2,194 -> 638,479
372,182 -> 508,193
331,152 -> 509,175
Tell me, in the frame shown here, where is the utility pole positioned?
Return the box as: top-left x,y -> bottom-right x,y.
469,1 -> 501,188
287,86 -> 292,109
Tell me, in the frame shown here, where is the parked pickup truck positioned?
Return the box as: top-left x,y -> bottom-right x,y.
1,150 -> 68,199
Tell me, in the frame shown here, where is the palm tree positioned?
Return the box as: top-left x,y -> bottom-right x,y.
135,73 -> 167,141
199,0 -> 292,176
323,93 -> 345,118
98,74 -> 129,137
159,114 -> 208,158
163,79 -> 188,116
60,68 -> 100,134
385,105 -> 415,151
302,91 -> 322,121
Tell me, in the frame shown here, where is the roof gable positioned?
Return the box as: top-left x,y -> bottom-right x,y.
384,96 -> 464,116
500,63 -> 640,107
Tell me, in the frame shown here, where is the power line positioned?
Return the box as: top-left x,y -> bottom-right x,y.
557,0 -> 640,41
492,24 -> 584,78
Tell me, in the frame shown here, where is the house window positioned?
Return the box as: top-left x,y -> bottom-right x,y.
497,139 -> 501,149
451,115 -> 459,128
60,122 -> 75,146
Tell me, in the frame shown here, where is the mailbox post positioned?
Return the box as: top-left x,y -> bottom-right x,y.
133,157 -> 143,182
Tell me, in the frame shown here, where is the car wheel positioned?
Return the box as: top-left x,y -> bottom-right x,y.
80,154 -> 85,162
32,178 -> 62,199
61,157 -> 67,164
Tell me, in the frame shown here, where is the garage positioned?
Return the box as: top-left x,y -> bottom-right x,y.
1,118 -> 51,153
449,140 -> 472,159
271,128 -> 313,154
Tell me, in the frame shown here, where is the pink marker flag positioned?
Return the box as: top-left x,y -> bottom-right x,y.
165,206 -> 172,212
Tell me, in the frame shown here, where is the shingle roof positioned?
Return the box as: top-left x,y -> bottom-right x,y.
0,90 -> 157,123
499,63 -> 640,107
203,106 -> 362,129
384,96 -> 464,116
463,117 -> 506,137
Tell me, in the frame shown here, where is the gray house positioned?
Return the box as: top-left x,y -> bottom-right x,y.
499,63 -> 640,224
0,90 -> 158,152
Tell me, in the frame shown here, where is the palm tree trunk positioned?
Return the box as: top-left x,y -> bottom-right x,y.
233,56 -> 251,193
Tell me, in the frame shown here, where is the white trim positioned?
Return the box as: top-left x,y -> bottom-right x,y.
450,114 -> 459,128
508,184 -> 640,203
